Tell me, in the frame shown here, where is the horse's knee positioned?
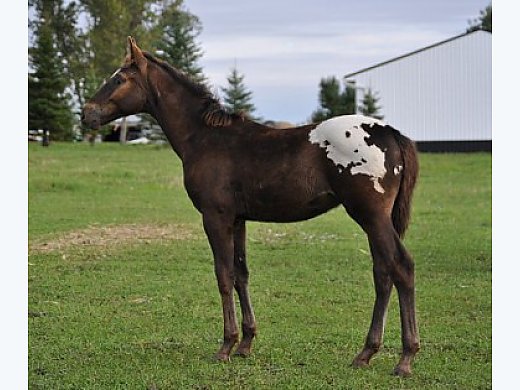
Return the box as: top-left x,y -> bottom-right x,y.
233,263 -> 250,289
215,274 -> 234,296
234,272 -> 249,288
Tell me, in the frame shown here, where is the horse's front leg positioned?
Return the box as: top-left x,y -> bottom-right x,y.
202,211 -> 239,361
233,219 -> 257,357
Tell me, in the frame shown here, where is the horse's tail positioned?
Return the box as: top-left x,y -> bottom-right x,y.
391,129 -> 419,238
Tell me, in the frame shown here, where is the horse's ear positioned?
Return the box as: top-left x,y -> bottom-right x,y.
126,36 -> 147,75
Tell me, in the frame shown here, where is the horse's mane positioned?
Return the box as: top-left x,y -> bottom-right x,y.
143,52 -> 243,127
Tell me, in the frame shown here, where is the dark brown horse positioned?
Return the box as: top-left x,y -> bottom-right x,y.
82,37 -> 420,376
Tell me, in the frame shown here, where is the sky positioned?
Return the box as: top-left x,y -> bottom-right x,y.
183,0 -> 491,124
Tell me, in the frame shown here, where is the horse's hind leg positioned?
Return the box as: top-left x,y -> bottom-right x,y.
352,216 -> 419,376
391,236 -> 420,376
352,258 -> 393,368
232,219 -> 257,356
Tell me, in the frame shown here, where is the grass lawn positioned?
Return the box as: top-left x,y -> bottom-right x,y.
28,142 -> 491,389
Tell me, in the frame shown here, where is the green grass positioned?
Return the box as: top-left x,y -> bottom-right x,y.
28,143 -> 491,389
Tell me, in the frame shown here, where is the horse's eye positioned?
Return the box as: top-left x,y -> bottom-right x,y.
115,77 -> 123,86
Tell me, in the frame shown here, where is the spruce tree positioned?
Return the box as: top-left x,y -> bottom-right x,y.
221,67 -> 256,116
30,0 -> 91,119
154,1 -> 205,83
359,88 -> 383,120
311,76 -> 356,122
29,6 -> 74,140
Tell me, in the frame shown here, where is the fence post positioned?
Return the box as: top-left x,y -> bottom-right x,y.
119,117 -> 127,144
42,130 -> 50,147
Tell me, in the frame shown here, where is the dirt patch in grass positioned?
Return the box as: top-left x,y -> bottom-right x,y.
30,223 -> 200,253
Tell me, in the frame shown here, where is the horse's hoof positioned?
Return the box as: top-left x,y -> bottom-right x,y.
351,356 -> 370,369
234,341 -> 253,357
234,349 -> 251,358
393,365 -> 412,377
352,360 -> 369,369
213,353 -> 230,362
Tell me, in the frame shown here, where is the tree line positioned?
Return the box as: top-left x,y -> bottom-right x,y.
27,0 -> 376,141
28,0 -> 253,140
28,1 -> 491,140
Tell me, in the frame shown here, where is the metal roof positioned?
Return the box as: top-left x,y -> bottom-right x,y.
343,29 -> 491,79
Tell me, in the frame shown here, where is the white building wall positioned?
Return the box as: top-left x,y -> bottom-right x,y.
346,31 -> 491,142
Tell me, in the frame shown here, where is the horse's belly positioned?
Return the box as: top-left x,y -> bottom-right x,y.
240,185 -> 340,223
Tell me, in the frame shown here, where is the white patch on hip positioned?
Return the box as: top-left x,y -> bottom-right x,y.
308,115 -> 387,193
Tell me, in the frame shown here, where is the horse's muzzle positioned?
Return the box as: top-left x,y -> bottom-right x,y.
81,103 -> 102,130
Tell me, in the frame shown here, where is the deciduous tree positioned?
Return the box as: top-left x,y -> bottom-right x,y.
80,0 -> 159,78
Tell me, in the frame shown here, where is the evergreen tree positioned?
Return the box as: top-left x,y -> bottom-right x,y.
221,67 -> 256,116
467,4 -> 492,33
29,2 -> 74,140
29,0 -> 209,140
359,88 -> 383,120
154,0 -> 205,83
52,1 -> 92,111
311,76 -> 356,122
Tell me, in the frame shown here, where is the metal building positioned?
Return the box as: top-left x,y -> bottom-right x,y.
344,30 -> 491,152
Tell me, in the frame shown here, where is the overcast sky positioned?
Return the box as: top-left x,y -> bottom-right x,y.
183,0 -> 490,123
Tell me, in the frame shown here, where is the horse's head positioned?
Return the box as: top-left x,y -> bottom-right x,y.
81,37 -> 149,129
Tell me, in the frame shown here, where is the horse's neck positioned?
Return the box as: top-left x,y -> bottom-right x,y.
147,69 -> 201,161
